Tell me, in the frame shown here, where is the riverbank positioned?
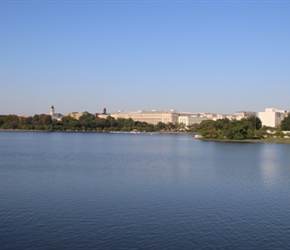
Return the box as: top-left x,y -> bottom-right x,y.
196,137 -> 290,144
0,129 -> 49,133
0,129 -> 191,135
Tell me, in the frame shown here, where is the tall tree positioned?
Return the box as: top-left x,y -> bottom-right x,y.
281,114 -> 290,131
1,115 -> 19,129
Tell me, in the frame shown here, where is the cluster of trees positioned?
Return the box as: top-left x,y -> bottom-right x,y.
0,114 -> 53,131
0,114 -> 180,132
195,116 -> 264,140
281,113 -> 290,131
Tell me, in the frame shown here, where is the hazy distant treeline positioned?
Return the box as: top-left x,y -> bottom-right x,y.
0,114 -> 177,132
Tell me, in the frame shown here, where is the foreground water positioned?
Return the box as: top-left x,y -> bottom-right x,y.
1,132 -> 290,249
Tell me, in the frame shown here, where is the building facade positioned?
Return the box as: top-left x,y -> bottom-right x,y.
50,105 -> 64,121
235,111 -> 256,119
66,111 -> 90,120
258,108 -> 288,127
178,114 -> 212,126
96,108 -> 109,119
110,110 -> 179,125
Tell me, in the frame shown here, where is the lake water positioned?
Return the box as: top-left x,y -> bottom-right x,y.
1,132 -> 290,249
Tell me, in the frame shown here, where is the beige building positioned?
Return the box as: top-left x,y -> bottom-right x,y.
258,108 -> 288,127
66,111 -> 90,120
110,110 -> 179,125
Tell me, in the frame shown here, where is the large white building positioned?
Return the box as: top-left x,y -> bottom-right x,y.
110,109 -> 258,127
178,111 -> 256,126
178,114 -> 212,126
110,109 -> 179,125
258,108 -> 288,128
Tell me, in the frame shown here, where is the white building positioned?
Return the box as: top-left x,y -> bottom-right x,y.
110,109 -> 179,125
258,108 -> 288,128
178,111 -> 256,126
235,111 -> 256,120
178,114 -> 212,126
50,105 -> 64,121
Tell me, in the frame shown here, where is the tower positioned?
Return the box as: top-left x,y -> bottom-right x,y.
50,105 -> 55,116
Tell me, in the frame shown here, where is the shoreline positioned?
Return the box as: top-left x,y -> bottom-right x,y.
195,137 -> 290,144
1,130 -> 290,143
0,129 -> 192,135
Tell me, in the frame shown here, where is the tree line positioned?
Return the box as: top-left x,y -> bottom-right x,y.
1,113 -> 290,139
0,114 -> 179,132
191,116 -> 264,140
188,113 -> 290,140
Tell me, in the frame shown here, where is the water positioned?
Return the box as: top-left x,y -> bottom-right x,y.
1,132 -> 290,249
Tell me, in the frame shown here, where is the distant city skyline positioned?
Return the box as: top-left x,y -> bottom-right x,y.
1,1 -> 289,116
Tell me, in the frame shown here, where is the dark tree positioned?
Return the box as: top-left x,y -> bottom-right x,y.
281,114 -> 290,131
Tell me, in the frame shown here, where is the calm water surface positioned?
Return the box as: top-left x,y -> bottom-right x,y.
1,132 -> 290,249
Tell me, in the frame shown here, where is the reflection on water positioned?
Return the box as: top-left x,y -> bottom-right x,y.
257,144 -> 290,189
258,144 -> 280,186
1,132 -> 290,249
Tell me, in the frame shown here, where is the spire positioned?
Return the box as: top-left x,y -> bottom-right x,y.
50,105 -> 55,116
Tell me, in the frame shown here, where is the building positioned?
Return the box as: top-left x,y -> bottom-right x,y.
96,108 -> 110,119
178,113 -> 212,126
235,111 -> 256,118
66,111 -> 91,120
235,111 -> 256,120
178,111 -> 257,126
110,109 -> 179,125
258,108 -> 288,127
50,105 -> 64,121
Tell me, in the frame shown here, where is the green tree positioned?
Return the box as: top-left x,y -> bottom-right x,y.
52,120 -> 64,131
281,114 -> 290,131
62,116 -> 80,130
226,124 -> 248,140
31,115 -> 40,128
79,114 -> 96,130
187,123 -> 200,132
39,114 -> 52,125
166,122 -> 176,131
94,117 -> 107,131
106,116 -> 117,129
1,115 -> 19,129
243,116 -> 262,130
155,122 -> 166,131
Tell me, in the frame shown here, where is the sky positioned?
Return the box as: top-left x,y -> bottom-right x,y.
0,0 -> 289,116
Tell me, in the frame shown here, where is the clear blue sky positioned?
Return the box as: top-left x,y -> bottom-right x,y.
1,0 -> 289,116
